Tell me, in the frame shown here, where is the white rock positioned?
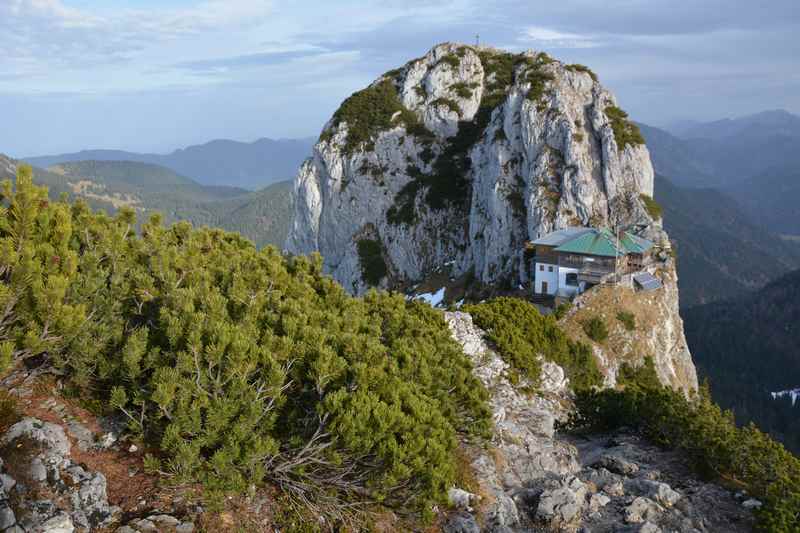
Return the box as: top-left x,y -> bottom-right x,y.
625,497 -> 664,524
40,513 -> 75,533
742,498 -> 763,509
448,487 -> 477,511
589,492 -> 611,511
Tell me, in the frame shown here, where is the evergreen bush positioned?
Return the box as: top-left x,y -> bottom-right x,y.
616,310 -> 636,331
356,238 -> 387,286
605,105 -> 645,149
640,194 -> 663,220
570,381 -> 800,532
582,316 -> 608,342
320,80 -> 432,154
465,297 -> 602,390
0,166 -> 492,519
565,64 -> 598,82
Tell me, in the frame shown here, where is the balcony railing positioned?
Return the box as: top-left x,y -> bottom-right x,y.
559,258 -> 616,272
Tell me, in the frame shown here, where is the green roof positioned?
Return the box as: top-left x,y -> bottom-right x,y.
553,228 -> 653,257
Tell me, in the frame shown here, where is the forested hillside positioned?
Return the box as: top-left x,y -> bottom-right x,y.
728,164 -> 800,236
654,175 -> 800,306
0,156 -> 292,248
684,269 -> 800,454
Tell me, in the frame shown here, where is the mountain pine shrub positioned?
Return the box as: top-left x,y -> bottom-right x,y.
356,238 -> 387,286
465,297 -> 602,390
0,166 -> 492,520
605,105 -> 645,148
640,194 -> 663,220
570,379 -> 800,532
616,310 -> 636,331
582,316 -> 609,342
565,64 -> 598,82
319,79 -> 432,154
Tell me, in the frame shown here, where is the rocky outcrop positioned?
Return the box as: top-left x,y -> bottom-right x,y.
287,42 -> 665,293
444,312 -> 753,532
560,262 -> 698,393
0,417 -> 118,532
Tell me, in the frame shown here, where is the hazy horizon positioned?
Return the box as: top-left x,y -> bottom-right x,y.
2,0 -> 799,156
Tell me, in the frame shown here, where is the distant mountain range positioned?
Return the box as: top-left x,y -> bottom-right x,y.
668,109 -> 800,140
24,137 -> 315,190
654,174 -> 800,307
0,155 -> 292,249
640,110 -> 800,188
641,112 -> 800,237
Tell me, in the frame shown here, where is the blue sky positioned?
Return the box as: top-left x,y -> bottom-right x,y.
1,0 -> 799,156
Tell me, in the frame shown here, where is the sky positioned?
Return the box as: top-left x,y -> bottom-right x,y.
1,0 -> 799,156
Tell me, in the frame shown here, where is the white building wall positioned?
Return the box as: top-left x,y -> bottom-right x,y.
557,266 -> 581,297
534,262 -> 559,295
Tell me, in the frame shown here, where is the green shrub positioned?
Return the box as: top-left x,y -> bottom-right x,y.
582,316 -> 608,342
605,105 -> 645,149
616,356 -> 660,389
565,64 -> 598,82
320,80 -> 432,154
431,98 -> 461,115
438,54 -> 461,69
383,67 -> 403,81
640,194 -> 663,220
569,383 -> 800,532
506,190 -> 526,220
465,297 -> 602,390
0,167 -> 492,518
0,165 -> 86,374
0,390 -> 20,434
450,82 -> 476,99
522,54 -> 555,103
554,302 -> 572,320
356,238 -> 388,286
616,310 -> 636,331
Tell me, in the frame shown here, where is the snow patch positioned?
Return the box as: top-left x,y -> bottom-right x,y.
414,287 -> 446,307
771,388 -> 800,406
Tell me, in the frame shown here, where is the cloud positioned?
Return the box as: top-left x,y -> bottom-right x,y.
0,0 -> 274,71
173,48 -> 332,73
519,26 -> 600,49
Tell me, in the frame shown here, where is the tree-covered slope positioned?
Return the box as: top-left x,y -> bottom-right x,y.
654,174 -> 800,306
684,269 -> 800,454
0,155 -> 293,248
727,164 -> 800,236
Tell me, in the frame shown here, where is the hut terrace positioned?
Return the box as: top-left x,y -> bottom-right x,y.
531,227 -> 654,298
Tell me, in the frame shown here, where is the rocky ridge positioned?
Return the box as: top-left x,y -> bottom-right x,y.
287,42 -> 666,293
444,312 -> 753,532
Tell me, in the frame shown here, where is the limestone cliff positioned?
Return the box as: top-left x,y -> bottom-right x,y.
286,42 -> 665,293
560,262 -> 698,393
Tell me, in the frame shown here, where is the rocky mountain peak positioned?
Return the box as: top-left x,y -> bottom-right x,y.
287,42 -> 663,293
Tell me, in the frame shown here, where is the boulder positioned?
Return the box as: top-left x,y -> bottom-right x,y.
624,497 -> 664,524
535,475 -> 589,527
626,479 -> 681,507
